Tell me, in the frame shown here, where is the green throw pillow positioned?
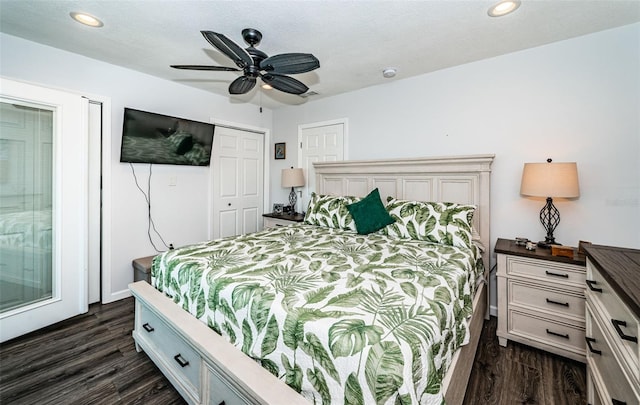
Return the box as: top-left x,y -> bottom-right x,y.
346,188 -> 395,235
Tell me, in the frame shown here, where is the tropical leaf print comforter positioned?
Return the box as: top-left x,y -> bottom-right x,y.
152,224 -> 483,405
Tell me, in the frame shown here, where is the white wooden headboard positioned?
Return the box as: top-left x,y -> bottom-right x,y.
313,154 -> 495,268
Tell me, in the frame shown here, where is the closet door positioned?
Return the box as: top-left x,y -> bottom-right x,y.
211,126 -> 264,239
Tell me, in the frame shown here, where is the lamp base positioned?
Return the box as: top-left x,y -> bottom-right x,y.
536,240 -> 561,249
288,187 -> 298,215
538,197 -> 561,250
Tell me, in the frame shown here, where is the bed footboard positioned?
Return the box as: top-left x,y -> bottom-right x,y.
129,281 -> 308,405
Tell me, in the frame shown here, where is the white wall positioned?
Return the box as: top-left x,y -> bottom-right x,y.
273,23 -> 640,313
1,33 -> 273,302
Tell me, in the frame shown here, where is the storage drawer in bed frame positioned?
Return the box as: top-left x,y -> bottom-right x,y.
130,281 -> 308,405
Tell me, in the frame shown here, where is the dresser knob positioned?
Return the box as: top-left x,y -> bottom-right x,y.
545,329 -> 569,339
586,279 -> 602,293
545,298 -> 569,307
585,337 -> 601,355
611,319 -> 638,343
545,270 -> 568,278
173,353 -> 190,367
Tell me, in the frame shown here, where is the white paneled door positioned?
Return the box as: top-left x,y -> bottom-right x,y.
211,126 -> 264,239
298,120 -> 346,209
0,78 -> 88,342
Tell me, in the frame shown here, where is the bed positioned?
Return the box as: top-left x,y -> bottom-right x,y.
129,154 -> 494,405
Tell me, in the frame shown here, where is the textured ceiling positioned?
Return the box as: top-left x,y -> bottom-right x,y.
1,1 -> 639,109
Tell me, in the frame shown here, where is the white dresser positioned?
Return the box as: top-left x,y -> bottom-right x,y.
496,238 -> 587,362
584,244 -> 640,405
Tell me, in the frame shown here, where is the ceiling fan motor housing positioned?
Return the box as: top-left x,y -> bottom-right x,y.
242,28 -> 262,47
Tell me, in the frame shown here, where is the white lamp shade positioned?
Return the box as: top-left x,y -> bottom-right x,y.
281,168 -> 305,188
520,162 -> 580,198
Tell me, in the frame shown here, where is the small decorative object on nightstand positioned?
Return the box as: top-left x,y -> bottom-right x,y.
262,212 -> 305,228
520,158 -> 580,248
495,238 -> 587,362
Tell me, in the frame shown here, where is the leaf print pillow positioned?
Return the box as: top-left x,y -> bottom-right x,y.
383,197 -> 475,248
303,192 -> 360,231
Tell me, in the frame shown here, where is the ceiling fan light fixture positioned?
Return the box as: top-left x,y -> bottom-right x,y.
487,0 -> 521,17
70,11 -> 104,27
261,83 -> 273,90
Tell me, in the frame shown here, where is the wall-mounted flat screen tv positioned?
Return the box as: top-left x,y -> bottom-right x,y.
120,108 -> 214,166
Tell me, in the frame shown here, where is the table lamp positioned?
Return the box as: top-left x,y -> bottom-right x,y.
520,158 -> 579,247
281,167 -> 305,214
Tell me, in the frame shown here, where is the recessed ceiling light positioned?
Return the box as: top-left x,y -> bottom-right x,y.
487,0 -> 521,17
70,12 -> 104,27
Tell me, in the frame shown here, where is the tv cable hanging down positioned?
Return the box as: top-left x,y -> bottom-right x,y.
129,163 -> 172,252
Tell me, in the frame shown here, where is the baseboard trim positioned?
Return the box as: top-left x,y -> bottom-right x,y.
489,304 -> 498,317
102,288 -> 132,304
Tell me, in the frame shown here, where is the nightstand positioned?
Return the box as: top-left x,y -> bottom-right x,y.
495,238 -> 587,362
262,212 -> 305,228
132,255 -> 155,283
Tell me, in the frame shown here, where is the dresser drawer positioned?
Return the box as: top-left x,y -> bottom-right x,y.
139,306 -> 202,399
207,365 -> 251,405
586,307 -> 640,405
508,280 -> 585,320
508,310 -> 585,357
587,262 -> 639,383
506,256 -> 585,289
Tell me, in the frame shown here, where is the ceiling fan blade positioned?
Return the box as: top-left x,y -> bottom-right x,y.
262,73 -> 309,95
260,53 -> 320,74
201,31 -> 253,69
229,76 -> 256,95
170,65 -> 240,72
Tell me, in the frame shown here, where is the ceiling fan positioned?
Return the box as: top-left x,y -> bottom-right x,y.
171,28 -> 320,95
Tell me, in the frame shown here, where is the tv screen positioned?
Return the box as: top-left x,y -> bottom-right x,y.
120,108 -> 214,166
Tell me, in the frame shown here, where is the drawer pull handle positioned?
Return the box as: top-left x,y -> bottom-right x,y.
585,337 -> 602,355
611,319 -> 638,343
546,298 -> 569,307
142,323 -> 154,332
545,270 -> 568,278
173,354 -> 190,367
611,400 -> 626,405
219,402 -> 226,405
585,279 -> 602,293
546,329 -> 569,339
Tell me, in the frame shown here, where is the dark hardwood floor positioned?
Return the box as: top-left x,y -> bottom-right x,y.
0,298 -> 586,404
464,318 -> 586,405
